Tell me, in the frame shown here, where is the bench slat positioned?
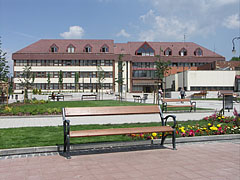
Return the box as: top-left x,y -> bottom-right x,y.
162,98 -> 191,102
65,105 -> 160,117
70,126 -> 173,138
167,105 -> 194,107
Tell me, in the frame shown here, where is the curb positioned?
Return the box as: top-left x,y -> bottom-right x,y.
0,134 -> 239,157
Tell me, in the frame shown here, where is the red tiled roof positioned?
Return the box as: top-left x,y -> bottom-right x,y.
13,39 -> 225,62
16,39 -> 114,54
114,41 -> 223,57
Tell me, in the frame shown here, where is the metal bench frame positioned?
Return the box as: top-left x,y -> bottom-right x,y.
161,98 -> 196,112
62,105 -> 176,159
81,94 -> 97,100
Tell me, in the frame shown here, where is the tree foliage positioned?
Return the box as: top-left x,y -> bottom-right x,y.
97,65 -> 105,99
58,70 -> 63,91
0,38 -> 9,82
19,66 -> 35,102
230,57 -> 240,61
155,55 -> 171,86
47,72 -> 51,89
115,54 -> 125,101
74,72 -> 79,92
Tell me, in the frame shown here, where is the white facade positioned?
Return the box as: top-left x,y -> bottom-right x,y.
166,70 -> 239,91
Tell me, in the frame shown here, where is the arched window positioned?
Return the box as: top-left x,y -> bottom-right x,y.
194,48 -> 203,56
84,44 -> 92,53
179,48 -> 187,56
135,42 -> 155,56
50,44 -> 58,53
164,48 -> 172,56
67,44 -> 75,53
101,44 -> 109,53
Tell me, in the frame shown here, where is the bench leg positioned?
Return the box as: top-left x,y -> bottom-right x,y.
66,135 -> 71,159
63,121 -> 66,152
172,129 -> 176,150
160,132 -> 166,145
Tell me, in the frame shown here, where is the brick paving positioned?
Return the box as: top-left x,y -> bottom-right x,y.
0,141 -> 239,180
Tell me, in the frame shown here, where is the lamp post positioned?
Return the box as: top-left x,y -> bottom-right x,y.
232,36 -> 240,57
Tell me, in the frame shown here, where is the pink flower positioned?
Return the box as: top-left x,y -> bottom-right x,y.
189,130 -> 195,136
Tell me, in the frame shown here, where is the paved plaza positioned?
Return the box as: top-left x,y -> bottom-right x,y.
0,99 -> 239,179
0,141 -> 239,180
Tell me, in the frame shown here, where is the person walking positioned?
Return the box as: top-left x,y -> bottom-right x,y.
180,88 -> 185,103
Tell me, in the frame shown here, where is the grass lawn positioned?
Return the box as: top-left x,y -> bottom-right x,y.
0,119 -> 238,149
0,100 -> 211,116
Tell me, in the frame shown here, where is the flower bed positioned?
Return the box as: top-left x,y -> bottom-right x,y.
129,108 -> 240,140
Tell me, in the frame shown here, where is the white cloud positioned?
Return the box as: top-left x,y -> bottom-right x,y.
137,0 -> 239,41
222,14 -> 240,29
138,10 -> 198,41
140,9 -> 154,23
116,29 -> 131,38
60,26 -> 84,39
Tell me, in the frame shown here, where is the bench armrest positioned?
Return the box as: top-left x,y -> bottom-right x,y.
191,101 -> 196,106
163,115 -> 176,128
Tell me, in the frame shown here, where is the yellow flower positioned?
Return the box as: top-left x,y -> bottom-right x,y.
218,117 -> 221,119
208,123 -> 212,126
152,133 -> 157,137
217,124 -> 221,127
181,130 -> 186,133
222,116 -> 224,119
203,128 -> 207,130
210,126 -> 218,131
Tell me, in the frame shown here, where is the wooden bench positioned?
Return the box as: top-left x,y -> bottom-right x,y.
161,98 -> 196,112
62,105 -> 176,159
115,94 -> 125,100
133,94 -> 148,103
191,91 -> 207,99
81,94 -> 97,100
48,95 -> 64,101
132,95 -> 142,103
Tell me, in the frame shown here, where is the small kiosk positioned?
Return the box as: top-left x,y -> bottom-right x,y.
222,91 -> 233,115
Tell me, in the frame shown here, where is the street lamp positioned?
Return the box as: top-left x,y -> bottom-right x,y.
232,36 -> 240,55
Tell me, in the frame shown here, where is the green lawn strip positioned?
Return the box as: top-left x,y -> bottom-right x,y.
0,100 -> 212,116
0,100 -> 152,115
165,107 -> 212,111
0,120 -> 237,149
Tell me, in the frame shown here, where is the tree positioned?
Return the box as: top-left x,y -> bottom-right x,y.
0,37 -> 9,82
115,54 -> 125,101
19,66 -> 35,103
97,65 -> 105,100
58,70 -> 63,92
230,57 -> 240,61
47,72 -> 51,90
74,72 -> 79,92
155,53 -> 171,103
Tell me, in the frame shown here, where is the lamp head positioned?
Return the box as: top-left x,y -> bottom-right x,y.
232,47 -> 236,54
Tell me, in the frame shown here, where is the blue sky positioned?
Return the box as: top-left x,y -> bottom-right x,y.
0,0 -> 240,74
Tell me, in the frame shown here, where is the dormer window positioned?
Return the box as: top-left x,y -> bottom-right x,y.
135,42 -> 154,56
101,45 -> 109,53
164,48 -> 172,56
50,44 -> 58,53
194,48 -> 203,56
179,48 -> 187,56
84,45 -> 92,53
67,44 -> 75,53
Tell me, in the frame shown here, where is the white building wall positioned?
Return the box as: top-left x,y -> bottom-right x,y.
187,70 -> 236,88
166,70 -> 237,91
